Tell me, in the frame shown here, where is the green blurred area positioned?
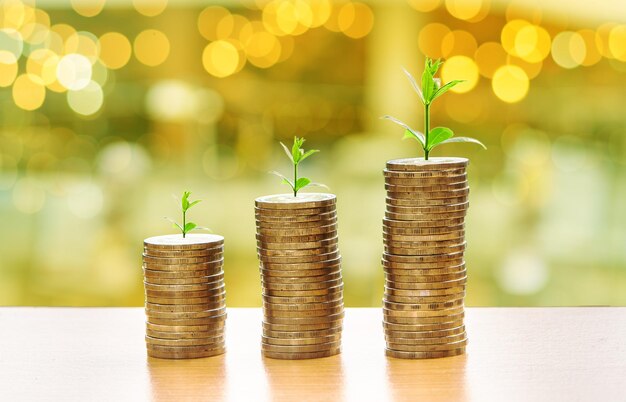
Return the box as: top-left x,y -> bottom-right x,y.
1,0 -> 626,307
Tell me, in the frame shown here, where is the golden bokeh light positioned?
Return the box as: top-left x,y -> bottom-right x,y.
134,29 -> 170,67
440,55 -> 479,93
65,31 -> 100,64
309,0 -> 332,28
475,42 -> 507,78
608,25 -> 626,62
26,48 -> 59,85
12,73 -> 46,111
203,40 -> 240,78
419,23 -> 450,59
338,2 -> 374,39
407,0 -> 441,13
595,22 -> 616,59
441,30 -> 477,58
492,65 -> 529,103
198,6 -> 231,41
514,24 -> 551,63
0,59 -> 18,87
577,29 -> 601,67
67,81 -> 104,116
0,0 -> 27,30
70,0 -> 106,18
20,8 -> 50,43
551,31 -> 586,69
99,32 -> 131,69
507,55 -> 542,79
445,0 -> 488,22
501,19 -> 529,57
132,0 -> 168,17
0,28 -> 24,63
244,30 -> 282,68
56,53 -> 92,90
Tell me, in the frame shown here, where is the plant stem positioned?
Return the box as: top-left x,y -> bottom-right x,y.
182,209 -> 186,238
424,103 -> 430,160
293,162 -> 298,197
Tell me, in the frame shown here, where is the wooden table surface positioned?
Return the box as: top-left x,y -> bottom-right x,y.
0,308 -> 625,402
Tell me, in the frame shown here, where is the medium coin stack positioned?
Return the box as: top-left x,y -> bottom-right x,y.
255,193 -> 344,360
142,234 -> 226,359
382,157 -> 469,359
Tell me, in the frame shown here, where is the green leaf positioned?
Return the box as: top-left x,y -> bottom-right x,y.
188,199 -> 201,209
381,115 -> 426,146
181,191 -> 190,211
280,142 -> 294,163
401,66 -> 424,104
431,80 -> 464,102
309,182 -> 329,190
269,170 -> 295,191
403,129 -> 425,148
299,149 -> 319,163
184,222 -> 197,233
421,67 -> 434,105
294,177 -> 311,192
426,127 -> 454,151
164,217 -> 184,233
439,136 -> 487,149
291,136 -> 304,164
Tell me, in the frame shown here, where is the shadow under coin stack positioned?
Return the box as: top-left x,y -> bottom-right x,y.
142,234 -> 226,359
255,193 -> 344,360
382,157 -> 469,359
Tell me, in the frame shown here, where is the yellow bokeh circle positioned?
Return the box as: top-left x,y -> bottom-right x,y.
418,23 -> 450,59
13,74 -> 46,110
338,2 -> 374,39
70,0 -> 106,18
551,31 -> 586,69
474,42 -> 507,78
134,29 -> 170,67
202,40 -> 240,78
408,0 -> 441,13
99,32 -> 131,69
440,55 -> 479,93
133,0 -> 168,17
492,65 -> 529,103
0,58 -> 18,87
514,24 -> 551,63
608,25 -> 626,62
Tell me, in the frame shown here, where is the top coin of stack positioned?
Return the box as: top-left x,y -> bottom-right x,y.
255,193 -> 344,360
382,157 -> 469,359
143,233 -> 227,359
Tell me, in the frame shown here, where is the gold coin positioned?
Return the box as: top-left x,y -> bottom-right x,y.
260,265 -> 341,278
262,319 -> 343,332
386,201 -> 469,215
146,328 -> 224,340
385,271 -> 467,284
264,311 -> 344,325
255,193 -> 336,209
385,347 -> 465,359
385,277 -> 467,290
261,271 -> 342,284
383,264 -> 466,277
146,341 -> 225,354
263,305 -> 343,318
262,299 -> 343,312
147,346 -> 226,359
383,312 -> 465,325
383,168 -> 466,178
383,305 -> 464,318
262,277 -> 343,291
145,307 -> 226,320
385,174 -> 467,186
259,251 -> 341,264
384,237 -> 466,249
145,289 -> 224,299
143,247 -> 223,258
258,246 -> 339,259
146,293 -> 225,305
383,224 -> 465,236
262,333 -> 341,346
145,335 -> 224,347
263,284 -> 343,297
387,337 -> 467,352
142,259 -> 224,272
383,217 -> 465,229
384,243 -> 466,256
384,285 -> 465,297
386,157 -> 468,172
386,194 -> 468,206
256,231 -> 338,243
385,210 -> 467,222
147,313 -> 227,326
383,251 -> 464,263
383,318 -> 464,332
257,236 -> 339,251
382,257 -> 464,270
383,231 -> 465,242
383,298 -> 464,311
255,205 -> 335,216
385,182 -> 468,195
142,254 -> 224,265
144,281 -> 224,292
146,321 -> 225,333
255,211 -> 337,223
255,217 -> 338,229
384,292 -> 465,304
256,224 -> 337,237
262,347 -> 340,360
385,332 -> 466,345
262,327 -> 342,339
260,257 -> 341,271
145,301 -> 223,313
261,340 -> 341,354
387,188 -> 470,200
262,293 -> 343,305
384,325 -> 465,339
144,272 -> 224,286
144,234 -> 224,250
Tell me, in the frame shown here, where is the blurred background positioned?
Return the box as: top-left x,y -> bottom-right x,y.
1,0 -> 625,307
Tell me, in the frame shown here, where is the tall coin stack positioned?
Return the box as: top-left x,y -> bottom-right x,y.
142,234 -> 227,359
255,193 -> 344,360
382,157 -> 469,359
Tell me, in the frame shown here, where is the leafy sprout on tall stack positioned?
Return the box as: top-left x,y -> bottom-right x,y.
164,191 -> 209,238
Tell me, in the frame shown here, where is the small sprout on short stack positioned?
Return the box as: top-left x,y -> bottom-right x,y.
270,136 -> 327,197
164,191 -> 208,238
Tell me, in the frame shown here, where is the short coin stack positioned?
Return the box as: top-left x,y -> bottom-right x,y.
255,193 -> 344,360
382,157 -> 469,359
142,234 -> 226,359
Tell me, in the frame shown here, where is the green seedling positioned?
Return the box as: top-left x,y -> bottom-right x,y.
270,136 -> 327,197
164,191 -> 208,238
382,57 -> 486,160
